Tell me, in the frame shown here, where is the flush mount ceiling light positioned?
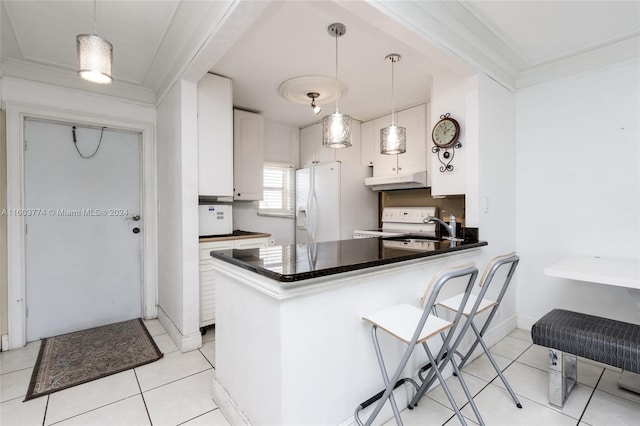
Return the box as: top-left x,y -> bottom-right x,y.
76,0 -> 113,84
381,54 -> 406,155
278,76 -> 345,106
322,23 -> 352,149
307,92 -> 322,114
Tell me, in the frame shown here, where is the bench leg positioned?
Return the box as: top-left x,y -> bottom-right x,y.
548,349 -> 577,408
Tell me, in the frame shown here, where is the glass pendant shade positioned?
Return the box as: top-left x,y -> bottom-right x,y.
322,111 -> 352,148
381,123 -> 406,154
323,23 -> 352,149
77,34 -> 113,84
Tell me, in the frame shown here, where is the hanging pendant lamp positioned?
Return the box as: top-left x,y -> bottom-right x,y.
77,0 -> 113,84
322,23 -> 352,148
380,54 -> 406,154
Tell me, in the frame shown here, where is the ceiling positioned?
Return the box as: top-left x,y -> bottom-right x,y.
2,1 -> 639,129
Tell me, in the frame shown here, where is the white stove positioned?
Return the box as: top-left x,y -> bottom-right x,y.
353,207 -> 438,239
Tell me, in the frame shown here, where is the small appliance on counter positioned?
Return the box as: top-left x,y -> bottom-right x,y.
198,204 -> 232,237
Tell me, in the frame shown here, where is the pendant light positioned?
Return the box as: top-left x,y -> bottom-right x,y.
322,23 -> 352,148
380,54 -> 406,154
77,0 -> 113,84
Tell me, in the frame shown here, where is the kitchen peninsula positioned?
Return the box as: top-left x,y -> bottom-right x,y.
210,237 -> 487,425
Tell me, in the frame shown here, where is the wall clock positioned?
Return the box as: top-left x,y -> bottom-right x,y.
431,113 -> 462,172
432,113 -> 460,148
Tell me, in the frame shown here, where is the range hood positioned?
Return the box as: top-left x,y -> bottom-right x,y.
365,171 -> 429,191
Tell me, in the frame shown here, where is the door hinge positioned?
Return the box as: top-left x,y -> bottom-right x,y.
24,140 -> 27,151
25,306 -> 28,318
25,224 -> 27,234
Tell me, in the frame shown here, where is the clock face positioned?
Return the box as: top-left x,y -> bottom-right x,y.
432,118 -> 459,148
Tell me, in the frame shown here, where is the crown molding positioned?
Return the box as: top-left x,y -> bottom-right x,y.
516,34 -> 640,89
369,0 -> 640,92
1,58 -> 156,105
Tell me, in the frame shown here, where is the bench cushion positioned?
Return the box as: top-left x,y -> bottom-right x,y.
531,309 -> 640,374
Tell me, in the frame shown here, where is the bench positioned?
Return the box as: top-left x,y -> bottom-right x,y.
531,309 -> 640,408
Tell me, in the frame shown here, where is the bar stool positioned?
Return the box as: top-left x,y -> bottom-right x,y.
436,252 -> 523,409
357,263 -> 481,426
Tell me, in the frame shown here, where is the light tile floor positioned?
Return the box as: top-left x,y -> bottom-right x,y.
0,320 -> 226,426
387,328 -> 640,426
1,324 -> 638,425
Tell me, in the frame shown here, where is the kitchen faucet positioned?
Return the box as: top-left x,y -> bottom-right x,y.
424,210 -> 457,240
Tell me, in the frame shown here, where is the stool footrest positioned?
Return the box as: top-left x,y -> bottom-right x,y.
355,378 -> 419,412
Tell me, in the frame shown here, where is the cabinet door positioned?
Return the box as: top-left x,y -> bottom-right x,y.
200,260 -> 216,327
397,104 -> 427,174
234,110 -> 264,200
234,237 -> 269,249
360,120 -> 374,167
198,74 -> 233,197
199,240 -> 234,260
372,114 -> 398,177
335,119 -> 361,165
300,123 -> 325,167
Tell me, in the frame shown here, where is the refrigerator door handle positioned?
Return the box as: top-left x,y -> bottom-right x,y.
308,192 -> 317,242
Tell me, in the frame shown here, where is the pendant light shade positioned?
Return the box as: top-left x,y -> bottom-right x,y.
381,124 -> 406,155
323,111 -> 352,148
77,0 -> 113,84
322,23 -> 352,148
380,54 -> 406,154
77,34 -> 113,84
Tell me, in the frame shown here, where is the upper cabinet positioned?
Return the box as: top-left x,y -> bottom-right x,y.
300,119 -> 362,167
233,109 -> 264,200
197,73 -> 233,197
365,103 -> 430,178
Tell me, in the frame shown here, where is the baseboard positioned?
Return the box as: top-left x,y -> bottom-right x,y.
212,375 -> 253,425
156,307 -> 202,353
516,314 -> 538,331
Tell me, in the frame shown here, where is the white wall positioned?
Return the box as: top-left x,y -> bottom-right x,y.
515,60 -> 640,326
475,74 -> 518,332
427,73 -> 518,347
232,119 -> 299,245
156,79 -> 201,351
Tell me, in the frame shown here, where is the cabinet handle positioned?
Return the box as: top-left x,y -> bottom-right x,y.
398,167 -> 402,171
392,167 -> 396,171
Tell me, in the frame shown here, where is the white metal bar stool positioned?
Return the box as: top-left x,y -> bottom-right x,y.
357,263 -> 479,426
436,252 -> 523,409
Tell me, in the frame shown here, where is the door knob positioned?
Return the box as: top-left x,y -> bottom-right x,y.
132,214 -> 141,221
132,227 -> 140,234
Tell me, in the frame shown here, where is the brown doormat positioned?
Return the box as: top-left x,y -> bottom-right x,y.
25,318 -> 163,401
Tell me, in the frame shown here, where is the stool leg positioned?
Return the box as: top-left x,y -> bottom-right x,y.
470,322 -> 522,408
449,352 -> 485,425
365,326 -> 408,426
422,342 -> 468,426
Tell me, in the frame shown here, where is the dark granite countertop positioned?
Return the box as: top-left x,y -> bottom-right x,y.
209,237 -> 487,283
199,230 -> 271,242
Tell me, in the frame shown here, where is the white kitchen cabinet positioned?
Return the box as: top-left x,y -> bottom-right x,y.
197,73 -> 233,197
299,120 -> 361,167
199,237 -> 269,329
371,104 -> 428,177
233,109 -> 264,200
360,120 -> 374,167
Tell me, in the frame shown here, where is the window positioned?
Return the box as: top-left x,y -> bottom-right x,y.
259,162 -> 295,218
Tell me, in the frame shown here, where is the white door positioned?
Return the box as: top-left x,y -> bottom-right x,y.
24,119 -> 142,340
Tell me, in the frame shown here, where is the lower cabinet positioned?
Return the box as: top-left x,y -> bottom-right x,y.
199,237 -> 269,330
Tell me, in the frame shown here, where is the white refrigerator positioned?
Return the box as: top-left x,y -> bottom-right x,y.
295,161 -> 378,243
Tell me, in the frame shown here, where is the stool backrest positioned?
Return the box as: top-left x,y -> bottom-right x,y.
477,252 -> 519,305
417,263 -> 478,354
